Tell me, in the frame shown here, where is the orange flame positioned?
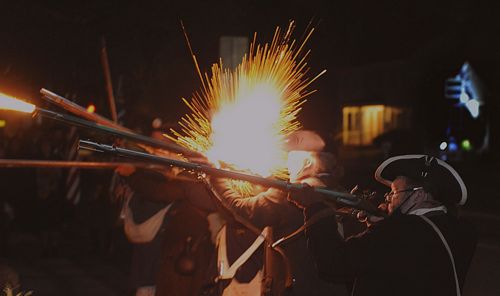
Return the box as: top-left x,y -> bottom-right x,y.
0,92 -> 36,113
169,22 -> 325,192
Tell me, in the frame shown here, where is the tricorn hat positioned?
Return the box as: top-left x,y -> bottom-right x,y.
374,154 -> 467,205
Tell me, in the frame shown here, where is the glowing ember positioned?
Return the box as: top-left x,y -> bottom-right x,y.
86,104 -> 96,113
0,92 -> 36,113
169,22 -> 325,186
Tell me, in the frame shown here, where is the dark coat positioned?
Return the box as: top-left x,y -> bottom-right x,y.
304,204 -> 477,296
125,170 -> 214,296
127,194 -> 168,288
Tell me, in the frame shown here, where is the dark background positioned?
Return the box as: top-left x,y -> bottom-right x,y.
1,0 -> 499,132
1,0 -> 499,295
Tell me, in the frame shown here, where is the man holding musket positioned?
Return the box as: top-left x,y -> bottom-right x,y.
290,155 -> 477,296
205,130 -> 347,296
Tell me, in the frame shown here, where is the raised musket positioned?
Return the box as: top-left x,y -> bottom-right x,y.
78,139 -> 384,216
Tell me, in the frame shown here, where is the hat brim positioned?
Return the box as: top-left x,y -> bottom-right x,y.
374,154 -> 467,205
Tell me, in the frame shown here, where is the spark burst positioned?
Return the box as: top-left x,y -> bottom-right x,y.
169,22 -> 325,194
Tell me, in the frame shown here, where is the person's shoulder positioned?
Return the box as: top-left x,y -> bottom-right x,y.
385,213 -> 420,223
433,213 -> 476,232
456,216 -> 478,238
375,214 -> 425,232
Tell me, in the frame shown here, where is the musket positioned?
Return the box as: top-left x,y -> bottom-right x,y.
40,89 -> 208,160
40,88 -> 127,132
0,159 -> 164,170
78,140 -> 384,216
0,91 -> 198,156
31,107 -> 200,157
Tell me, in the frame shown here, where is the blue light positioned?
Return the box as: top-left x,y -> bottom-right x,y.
459,91 -> 470,104
444,61 -> 483,119
448,142 -> 458,152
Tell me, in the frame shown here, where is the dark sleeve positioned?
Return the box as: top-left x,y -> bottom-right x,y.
126,169 -> 184,203
209,177 -> 286,228
128,169 -> 217,212
304,203 -> 379,283
181,181 -> 217,212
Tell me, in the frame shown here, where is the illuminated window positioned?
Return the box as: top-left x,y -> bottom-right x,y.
342,105 -> 409,146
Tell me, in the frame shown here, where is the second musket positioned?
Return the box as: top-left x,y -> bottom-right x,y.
79,140 -> 384,216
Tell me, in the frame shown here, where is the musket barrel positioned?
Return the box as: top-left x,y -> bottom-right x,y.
39,89 -> 204,158
40,88 -> 126,131
34,107 -> 200,157
78,140 -> 383,215
0,159 -> 164,170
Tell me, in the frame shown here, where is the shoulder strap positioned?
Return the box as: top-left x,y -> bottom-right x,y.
122,194 -> 172,243
419,215 -> 461,296
217,225 -> 270,280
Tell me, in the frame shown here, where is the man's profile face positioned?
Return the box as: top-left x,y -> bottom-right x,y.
387,176 -> 409,214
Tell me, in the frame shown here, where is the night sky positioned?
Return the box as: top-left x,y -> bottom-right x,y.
1,0 -> 499,135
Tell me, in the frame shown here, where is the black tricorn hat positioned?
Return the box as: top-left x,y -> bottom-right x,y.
374,155 -> 467,205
